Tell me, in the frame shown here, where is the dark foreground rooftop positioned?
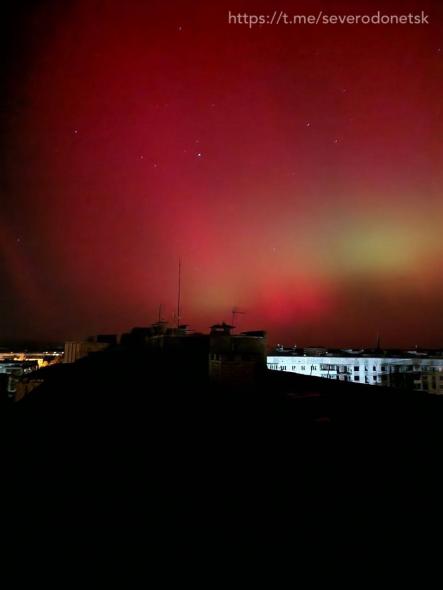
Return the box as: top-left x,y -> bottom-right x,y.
3,345 -> 443,579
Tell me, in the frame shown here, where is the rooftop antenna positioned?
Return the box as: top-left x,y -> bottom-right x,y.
177,257 -> 182,329
231,306 -> 245,330
157,304 -> 163,323
376,331 -> 381,351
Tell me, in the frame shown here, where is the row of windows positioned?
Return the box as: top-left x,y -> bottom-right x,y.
267,364 -> 439,376
269,364 -> 383,373
269,365 -> 380,380
270,363 -> 443,372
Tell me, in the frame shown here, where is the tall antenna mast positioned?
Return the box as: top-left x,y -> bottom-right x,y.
231,306 -> 245,329
177,257 -> 182,329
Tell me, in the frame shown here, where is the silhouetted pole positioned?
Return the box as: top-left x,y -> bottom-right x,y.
177,258 -> 182,329
231,307 -> 245,330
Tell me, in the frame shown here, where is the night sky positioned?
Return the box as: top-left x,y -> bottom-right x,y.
1,0 -> 442,347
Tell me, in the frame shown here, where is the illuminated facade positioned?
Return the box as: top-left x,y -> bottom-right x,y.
267,352 -> 443,394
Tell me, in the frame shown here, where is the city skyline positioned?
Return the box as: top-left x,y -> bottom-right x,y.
1,0 -> 442,347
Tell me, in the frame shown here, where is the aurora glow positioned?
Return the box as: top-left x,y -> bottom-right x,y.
1,0 -> 442,347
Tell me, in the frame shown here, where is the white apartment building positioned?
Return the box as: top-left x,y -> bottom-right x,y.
267,353 -> 443,394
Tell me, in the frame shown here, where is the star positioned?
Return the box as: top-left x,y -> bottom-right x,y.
73,129 -> 78,134
196,152 -> 202,158
306,122 -> 311,127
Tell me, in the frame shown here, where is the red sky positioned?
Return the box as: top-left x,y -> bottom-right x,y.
1,0 -> 442,347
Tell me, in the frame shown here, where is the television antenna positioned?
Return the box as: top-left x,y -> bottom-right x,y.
177,257 -> 182,329
231,306 -> 245,329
